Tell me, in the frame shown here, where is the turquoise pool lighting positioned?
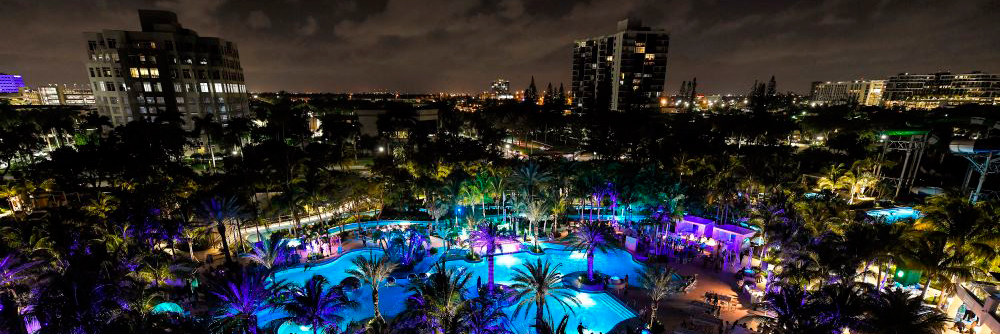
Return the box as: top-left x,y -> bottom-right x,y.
150,302 -> 184,315
263,244 -> 639,334
866,207 -> 922,224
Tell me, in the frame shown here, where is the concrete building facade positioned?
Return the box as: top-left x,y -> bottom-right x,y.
883,71 -> 1000,109
809,80 -> 885,106
572,18 -> 669,112
37,84 -> 96,105
83,10 -> 248,127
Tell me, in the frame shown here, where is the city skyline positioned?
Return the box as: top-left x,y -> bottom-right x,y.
4,0 -> 999,94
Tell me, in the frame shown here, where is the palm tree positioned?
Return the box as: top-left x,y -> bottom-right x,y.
182,225 -> 208,262
271,275 -> 358,334
208,270 -> 285,334
199,196 -> 245,265
469,220 -> 513,293
0,254 -> 38,334
741,283 -> 838,334
916,193 -> 998,262
426,197 -> 449,229
509,259 -> 580,331
567,221 -> 616,281
861,288 -> 950,334
246,235 -> 290,277
466,294 -> 513,334
897,234 -> 978,301
402,263 -> 473,334
516,197 -> 552,248
533,315 -> 569,334
191,113 -> 223,171
511,163 -> 551,201
345,253 -> 398,320
635,264 -> 676,328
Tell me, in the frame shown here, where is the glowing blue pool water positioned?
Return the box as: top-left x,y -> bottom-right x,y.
866,207 -> 922,224
150,302 -> 185,315
263,244 -> 639,334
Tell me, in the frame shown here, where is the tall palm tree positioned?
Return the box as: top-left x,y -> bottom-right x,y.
345,253 -> 398,320
635,264 -> 676,328
469,220 -> 513,293
208,270 -> 285,334
199,196 -> 245,265
509,259 -> 580,331
0,254 -> 38,334
191,113 -> 223,171
516,197 -> 552,248
567,221 -> 616,281
271,275 -> 358,334
861,288 -> 950,334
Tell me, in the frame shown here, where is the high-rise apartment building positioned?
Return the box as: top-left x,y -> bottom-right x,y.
572,18 -> 669,112
37,84 -> 96,105
490,79 -> 513,100
882,72 -> 1000,109
809,80 -> 885,106
0,73 -> 26,94
83,10 -> 248,127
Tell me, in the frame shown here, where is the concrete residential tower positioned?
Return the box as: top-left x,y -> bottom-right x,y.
83,10 -> 248,127
572,18 -> 669,112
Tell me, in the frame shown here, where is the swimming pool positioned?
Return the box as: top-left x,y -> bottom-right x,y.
262,244 -> 640,334
866,207 -> 922,224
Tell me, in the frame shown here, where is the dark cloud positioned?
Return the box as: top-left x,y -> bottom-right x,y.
1,0 -> 998,94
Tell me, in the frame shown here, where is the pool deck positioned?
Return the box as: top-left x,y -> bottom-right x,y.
610,259 -> 753,333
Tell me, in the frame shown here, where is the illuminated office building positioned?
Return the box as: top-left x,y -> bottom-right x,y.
0,73 -> 26,94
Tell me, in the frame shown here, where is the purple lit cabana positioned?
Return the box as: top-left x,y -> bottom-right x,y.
675,215 -> 715,238
710,224 -> 756,251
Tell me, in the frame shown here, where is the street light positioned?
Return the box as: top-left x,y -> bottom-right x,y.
378,146 -> 385,153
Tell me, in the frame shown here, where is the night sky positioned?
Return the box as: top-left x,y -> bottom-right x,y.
4,0 -> 999,94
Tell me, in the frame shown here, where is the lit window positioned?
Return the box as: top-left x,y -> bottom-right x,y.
149,68 -> 159,78
139,68 -> 149,77
143,82 -> 152,92
635,47 -> 645,53
606,56 -> 613,61
200,83 -> 209,93
645,53 -> 655,60
214,83 -> 223,93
